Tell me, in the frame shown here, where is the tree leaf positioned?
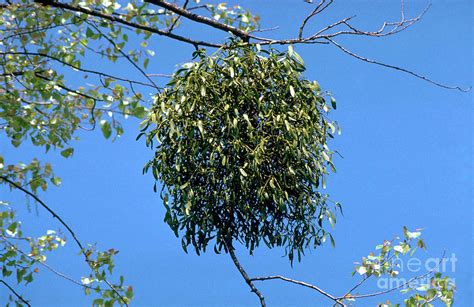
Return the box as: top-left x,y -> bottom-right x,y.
100,120 -> 112,139
60,148 -> 74,158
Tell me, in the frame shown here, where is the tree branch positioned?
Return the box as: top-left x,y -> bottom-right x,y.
225,241 -> 266,307
326,38 -> 470,92
28,0 -> 466,91
298,0 -> 334,39
0,176 -> 85,253
84,20 -> 161,91
0,51 -> 156,88
166,0 -> 190,33
250,275 -> 345,306
144,0 -> 250,40
0,279 -> 31,306
33,0 -> 221,48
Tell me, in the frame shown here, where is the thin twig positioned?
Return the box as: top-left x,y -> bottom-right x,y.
147,73 -> 172,78
299,0 -> 334,39
0,177 -> 85,254
0,51 -> 156,88
85,20 -> 161,91
166,0 -> 189,33
251,275 -> 345,306
326,38 -> 470,92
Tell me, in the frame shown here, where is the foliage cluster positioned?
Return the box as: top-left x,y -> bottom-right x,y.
143,43 -> 341,262
349,227 -> 455,307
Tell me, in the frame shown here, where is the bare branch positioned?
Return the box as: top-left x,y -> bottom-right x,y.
166,0 -> 189,33
0,279 -> 31,306
250,275 -> 345,306
0,51 -> 156,88
225,241 -> 266,307
0,176 -> 85,254
311,2 -> 431,40
84,20 -> 161,91
147,73 -> 172,78
299,0 -> 334,39
326,38 -> 470,92
249,26 -> 280,34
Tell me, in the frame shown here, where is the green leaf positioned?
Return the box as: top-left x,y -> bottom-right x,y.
322,151 -> 330,162
86,27 -> 94,38
100,120 -> 112,139
289,85 -> 295,97
133,106 -> 147,118
239,167 -> 248,177
51,176 -> 62,186
197,120 -> 204,136
416,284 -> 430,291
393,245 -> 404,253
329,233 -> 336,247
60,148 -> 74,158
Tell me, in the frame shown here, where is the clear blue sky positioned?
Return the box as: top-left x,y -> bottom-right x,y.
1,1 -> 472,306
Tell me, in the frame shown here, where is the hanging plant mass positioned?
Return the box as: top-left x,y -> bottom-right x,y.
141,42 -> 340,262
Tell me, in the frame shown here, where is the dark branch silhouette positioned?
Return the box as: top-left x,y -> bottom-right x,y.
0,279 -> 31,306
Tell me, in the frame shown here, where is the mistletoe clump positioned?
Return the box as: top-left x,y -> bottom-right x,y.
142,43 -> 340,262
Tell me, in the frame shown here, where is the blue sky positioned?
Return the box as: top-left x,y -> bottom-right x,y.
1,1 -> 472,306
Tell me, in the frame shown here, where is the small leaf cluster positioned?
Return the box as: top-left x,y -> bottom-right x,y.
0,156 -> 61,194
81,246 -> 133,306
143,42 -> 340,262
0,206 -> 66,306
349,227 -> 455,307
354,227 -> 427,279
204,2 -> 260,32
404,272 -> 455,307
